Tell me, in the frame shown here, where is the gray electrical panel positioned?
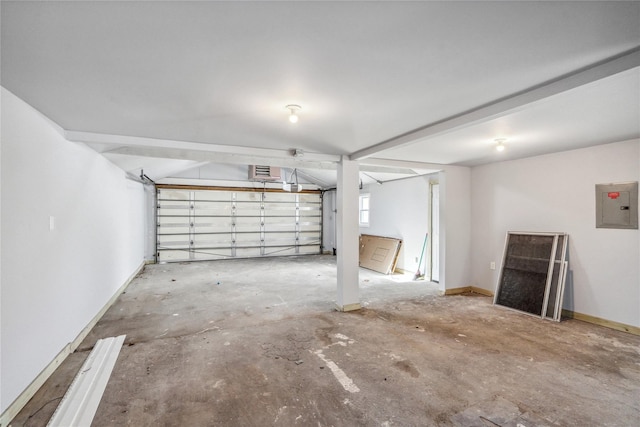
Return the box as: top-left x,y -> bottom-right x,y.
595,182 -> 638,229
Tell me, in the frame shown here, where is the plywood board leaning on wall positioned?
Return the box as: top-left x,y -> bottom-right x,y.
359,234 -> 402,274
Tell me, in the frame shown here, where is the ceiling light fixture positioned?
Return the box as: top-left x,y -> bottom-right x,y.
286,104 -> 301,123
495,138 -> 506,152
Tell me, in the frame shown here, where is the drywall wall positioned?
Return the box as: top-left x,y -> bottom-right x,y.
470,139 -> 640,327
359,176 -> 431,275
0,88 -> 146,413
170,162 -> 251,181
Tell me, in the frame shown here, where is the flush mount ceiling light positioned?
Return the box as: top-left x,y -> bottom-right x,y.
495,138 -> 506,152
286,104 -> 301,123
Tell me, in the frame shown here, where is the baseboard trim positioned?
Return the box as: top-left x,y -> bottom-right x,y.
562,309 -> 640,335
335,302 -> 362,312
0,261 -> 144,427
470,287 -> 494,297
444,286 -> 494,297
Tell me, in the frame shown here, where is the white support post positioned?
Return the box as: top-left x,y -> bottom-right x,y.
336,155 -> 361,311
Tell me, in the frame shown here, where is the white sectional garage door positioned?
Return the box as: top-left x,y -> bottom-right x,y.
156,186 -> 322,262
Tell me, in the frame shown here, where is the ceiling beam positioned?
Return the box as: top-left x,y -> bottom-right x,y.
104,145 -> 417,175
66,130 -> 340,164
105,146 -> 336,170
350,47 -> 640,160
359,157 -> 446,172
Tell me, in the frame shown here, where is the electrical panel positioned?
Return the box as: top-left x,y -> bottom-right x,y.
595,182 -> 638,229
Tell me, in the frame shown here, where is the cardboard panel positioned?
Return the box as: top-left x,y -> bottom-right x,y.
359,234 -> 402,274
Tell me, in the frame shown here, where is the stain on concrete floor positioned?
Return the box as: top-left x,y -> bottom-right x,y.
11,255 -> 640,426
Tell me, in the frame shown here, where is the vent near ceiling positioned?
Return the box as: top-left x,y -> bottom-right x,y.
248,165 -> 282,182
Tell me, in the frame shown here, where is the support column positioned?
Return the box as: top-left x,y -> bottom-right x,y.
336,155 -> 361,311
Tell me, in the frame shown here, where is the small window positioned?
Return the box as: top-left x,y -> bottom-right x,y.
359,194 -> 370,227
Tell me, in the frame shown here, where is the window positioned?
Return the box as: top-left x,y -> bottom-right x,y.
359,193 -> 370,227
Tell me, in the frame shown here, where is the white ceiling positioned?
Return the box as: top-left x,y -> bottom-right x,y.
2,1 -> 639,185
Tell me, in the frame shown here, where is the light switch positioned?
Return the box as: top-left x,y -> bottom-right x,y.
49,216 -> 55,231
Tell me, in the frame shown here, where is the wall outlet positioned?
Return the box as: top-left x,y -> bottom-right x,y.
490,261 -> 496,270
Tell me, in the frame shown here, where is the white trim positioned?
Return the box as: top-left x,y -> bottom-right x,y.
0,261 -> 144,427
47,335 -> 126,427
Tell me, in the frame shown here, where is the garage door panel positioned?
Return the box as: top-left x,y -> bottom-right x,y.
264,247 -> 298,257
236,200 -> 261,208
158,209 -> 191,217
157,225 -> 190,236
264,224 -> 296,232
194,205 -> 233,216
193,226 -> 233,235
235,232 -> 262,244
159,250 -> 193,261
232,247 -> 262,258
235,218 -> 263,228
193,217 -> 232,228
194,235 -> 235,246
300,230 -> 321,239
265,205 -> 296,214
158,234 -> 190,245
299,193 -> 319,202
267,233 -> 298,245
191,248 -> 234,261
300,208 -> 321,215
161,190 -> 190,200
300,224 -> 321,231
157,188 -> 322,262
235,192 -> 261,201
298,245 -> 321,254
194,191 -> 230,202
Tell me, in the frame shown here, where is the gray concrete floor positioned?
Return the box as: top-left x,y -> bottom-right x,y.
11,255 -> 640,427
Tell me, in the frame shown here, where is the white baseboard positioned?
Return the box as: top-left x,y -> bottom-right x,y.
0,261 -> 144,427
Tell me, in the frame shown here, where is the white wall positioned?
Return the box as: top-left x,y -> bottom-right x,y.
359,176 -> 432,274
171,162 -> 250,181
0,88 -> 146,413
470,139 -> 640,327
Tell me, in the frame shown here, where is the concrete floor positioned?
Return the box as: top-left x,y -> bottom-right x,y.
11,255 -> 640,427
